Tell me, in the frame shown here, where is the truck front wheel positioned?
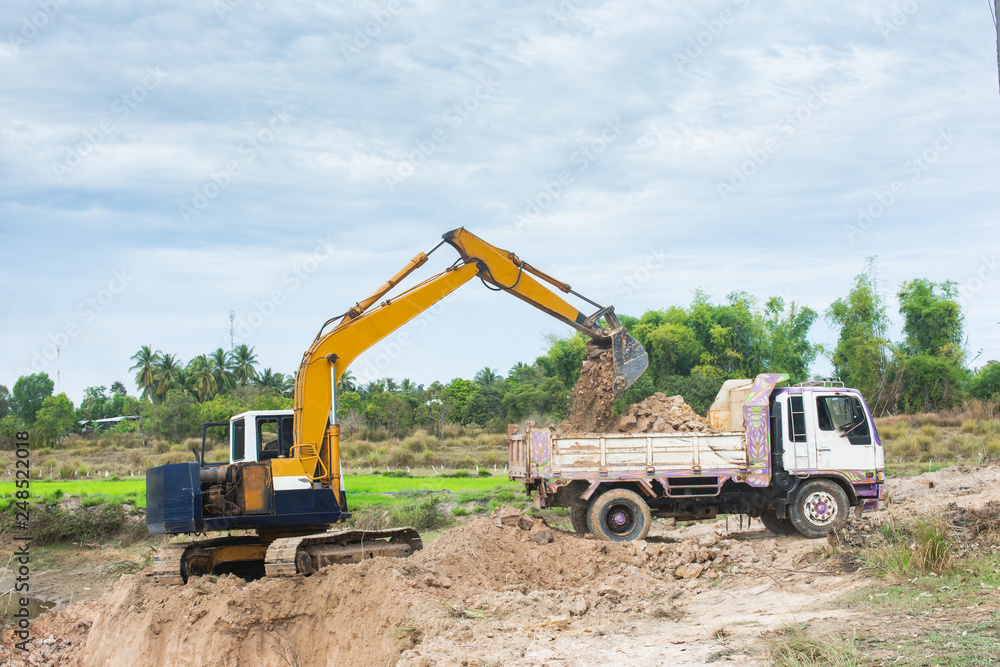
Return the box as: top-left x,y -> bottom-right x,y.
789,480 -> 849,539
587,489 -> 651,542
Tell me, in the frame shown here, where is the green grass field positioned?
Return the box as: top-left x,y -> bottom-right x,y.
0,475 -> 524,513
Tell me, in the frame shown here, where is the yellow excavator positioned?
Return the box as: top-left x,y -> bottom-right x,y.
146,228 -> 649,583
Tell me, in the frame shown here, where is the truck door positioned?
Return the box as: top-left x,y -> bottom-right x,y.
812,394 -> 877,474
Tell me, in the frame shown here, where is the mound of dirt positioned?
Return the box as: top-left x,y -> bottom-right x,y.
10,508 -> 756,667
608,393 -> 711,434
561,342 -> 618,432
560,342 -> 711,434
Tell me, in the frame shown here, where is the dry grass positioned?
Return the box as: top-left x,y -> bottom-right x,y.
340,428 -> 506,470
877,410 -> 1000,474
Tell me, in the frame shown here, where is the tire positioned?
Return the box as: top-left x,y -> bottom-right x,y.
760,509 -> 798,536
571,505 -> 589,534
789,480 -> 850,539
587,488 -> 651,542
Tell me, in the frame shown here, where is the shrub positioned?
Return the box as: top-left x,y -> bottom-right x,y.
1,504 -> 145,546
862,515 -> 956,578
768,625 -> 860,667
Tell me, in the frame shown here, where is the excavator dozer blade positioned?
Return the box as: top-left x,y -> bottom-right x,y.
610,328 -> 649,395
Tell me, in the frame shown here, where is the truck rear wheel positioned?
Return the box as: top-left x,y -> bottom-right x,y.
789,480 -> 849,539
571,505 -> 589,534
760,509 -> 798,536
587,489 -> 651,542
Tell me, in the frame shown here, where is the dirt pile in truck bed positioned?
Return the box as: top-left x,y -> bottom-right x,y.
561,341 -> 712,434
608,393 -> 712,433
561,341 -> 618,432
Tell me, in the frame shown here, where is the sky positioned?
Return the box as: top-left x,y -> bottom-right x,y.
1,0 -> 998,406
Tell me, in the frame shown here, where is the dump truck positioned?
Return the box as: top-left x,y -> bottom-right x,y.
145,227 -> 649,583
508,374 -> 886,540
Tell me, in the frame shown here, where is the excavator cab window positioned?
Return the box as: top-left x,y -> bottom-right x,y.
258,416 -> 294,460
232,418 -> 246,462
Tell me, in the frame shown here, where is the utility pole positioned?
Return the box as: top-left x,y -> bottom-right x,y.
229,310 -> 236,353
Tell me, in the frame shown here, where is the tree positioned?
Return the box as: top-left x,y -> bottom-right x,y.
897,280 -> 964,360
536,334 -> 587,388
893,279 -> 968,412
257,368 -> 286,396
399,378 -> 420,395
445,378 -> 477,424
34,393 -> 76,446
474,367 -> 501,387
187,355 -> 218,402
232,344 -> 260,387
77,385 -> 112,421
337,370 -> 357,393
12,373 -> 54,425
110,381 -> 128,396
825,263 -> 895,414
759,297 -> 819,384
130,346 -> 162,402
897,355 -> 967,413
463,387 -> 504,426
147,389 -> 200,443
209,348 -> 236,394
154,353 -> 185,400
0,385 -> 10,419
970,362 -> 1000,401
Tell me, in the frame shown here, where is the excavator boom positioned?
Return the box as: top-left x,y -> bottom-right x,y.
294,228 -> 649,493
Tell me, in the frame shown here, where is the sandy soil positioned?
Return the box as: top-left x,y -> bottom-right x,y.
2,464 -> 999,667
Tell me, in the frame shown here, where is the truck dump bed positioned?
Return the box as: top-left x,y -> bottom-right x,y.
509,426 -> 747,481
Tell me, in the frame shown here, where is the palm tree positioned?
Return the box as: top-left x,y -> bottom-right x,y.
399,378 -> 417,395
281,373 -> 295,398
232,344 -> 260,387
257,368 -> 286,395
129,346 -> 161,402
337,370 -> 357,393
475,367 -> 500,387
154,353 -> 184,400
187,354 -> 217,402
209,348 -> 235,395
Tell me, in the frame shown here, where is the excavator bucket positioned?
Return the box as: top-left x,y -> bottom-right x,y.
610,328 -> 649,395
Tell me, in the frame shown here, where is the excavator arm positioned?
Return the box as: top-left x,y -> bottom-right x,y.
292,228 -> 649,498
